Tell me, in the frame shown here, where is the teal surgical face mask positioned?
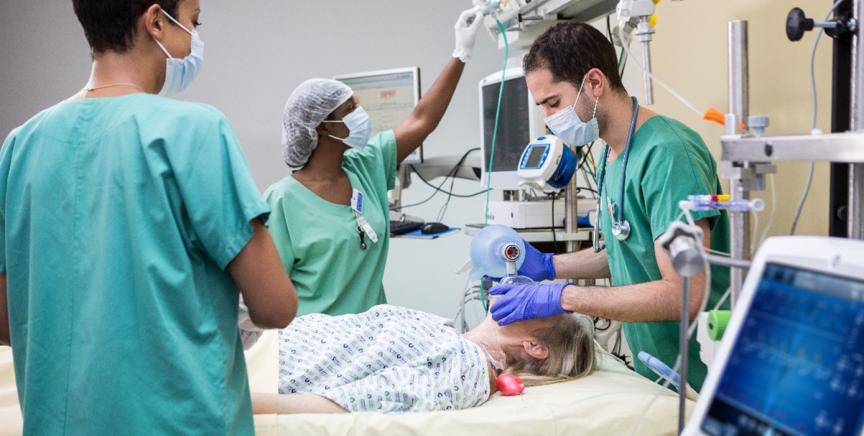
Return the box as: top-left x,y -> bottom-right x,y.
153,9 -> 204,95
323,106 -> 372,150
543,77 -> 599,146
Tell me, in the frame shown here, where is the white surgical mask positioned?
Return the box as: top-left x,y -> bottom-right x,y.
544,78 -> 599,146
153,9 -> 204,95
323,106 -> 372,150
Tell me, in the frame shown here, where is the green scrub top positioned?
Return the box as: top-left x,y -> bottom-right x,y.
598,116 -> 730,391
0,94 -> 266,435
264,130 -> 397,316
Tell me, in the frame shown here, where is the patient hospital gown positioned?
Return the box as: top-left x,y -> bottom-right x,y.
278,305 -> 491,412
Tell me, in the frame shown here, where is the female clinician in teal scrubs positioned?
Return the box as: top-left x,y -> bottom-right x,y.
0,1 -> 297,434
267,9 -> 484,316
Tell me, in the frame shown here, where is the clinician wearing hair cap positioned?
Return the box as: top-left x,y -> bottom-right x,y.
265,8 -> 484,316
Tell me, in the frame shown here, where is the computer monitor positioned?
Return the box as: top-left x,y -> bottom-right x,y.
685,237 -> 864,436
335,67 -> 422,163
478,68 -> 547,190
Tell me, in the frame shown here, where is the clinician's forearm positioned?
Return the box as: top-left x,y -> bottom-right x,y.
394,58 -> 465,161
251,393 -> 347,414
559,274 -> 707,322
553,249 -> 610,280
0,274 -> 8,346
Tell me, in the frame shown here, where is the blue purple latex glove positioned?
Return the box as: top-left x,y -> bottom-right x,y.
517,239 -> 556,281
489,281 -> 571,326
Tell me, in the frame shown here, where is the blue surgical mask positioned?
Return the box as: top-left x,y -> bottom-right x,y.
324,106 -> 372,150
153,9 -> 204,95
544,78 -> 599,146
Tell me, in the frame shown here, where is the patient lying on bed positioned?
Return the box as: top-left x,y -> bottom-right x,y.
249,304 -> 595,414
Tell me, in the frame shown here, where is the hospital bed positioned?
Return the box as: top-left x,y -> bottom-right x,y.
0,331 -> 693,436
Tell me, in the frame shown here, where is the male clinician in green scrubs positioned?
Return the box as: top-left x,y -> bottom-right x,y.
487,22 -> 729,391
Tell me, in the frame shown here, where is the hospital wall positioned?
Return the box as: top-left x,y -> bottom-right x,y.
0,0 -> 832,320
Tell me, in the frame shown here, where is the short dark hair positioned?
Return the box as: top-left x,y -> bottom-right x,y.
72,0 -> 181,53
523,22 -> 625,93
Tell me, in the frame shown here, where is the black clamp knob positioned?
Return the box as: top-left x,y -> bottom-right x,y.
786,7 -> 814,41
786,6 -> 857,42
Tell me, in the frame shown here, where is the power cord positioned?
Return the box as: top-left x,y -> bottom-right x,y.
789,0 -> 845,235
398,148 -> 486,210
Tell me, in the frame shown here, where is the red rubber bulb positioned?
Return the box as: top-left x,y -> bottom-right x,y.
496,373 -> 525,396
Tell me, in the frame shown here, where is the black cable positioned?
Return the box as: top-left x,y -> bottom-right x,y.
436,153 -> 467,221
398,148 -> 486,210
606,15 -> 613,42
407,149 -> 488,199
575,141 -> 596,175
411,166 -> 489,199
576,186 -> 599,195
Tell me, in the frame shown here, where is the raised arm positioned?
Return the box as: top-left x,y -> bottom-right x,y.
393,8 -> 483,162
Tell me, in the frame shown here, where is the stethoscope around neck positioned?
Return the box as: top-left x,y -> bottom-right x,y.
593,96 -> 639,253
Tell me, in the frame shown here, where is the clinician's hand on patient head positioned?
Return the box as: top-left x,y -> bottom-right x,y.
453,7 -> 484,63
488,307 -> 595,378
489,281 -> 570,326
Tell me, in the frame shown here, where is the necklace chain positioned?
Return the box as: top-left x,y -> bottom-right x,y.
83,83 -> 144,93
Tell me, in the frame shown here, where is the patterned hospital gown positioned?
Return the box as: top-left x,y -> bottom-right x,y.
278,305 -> 490,413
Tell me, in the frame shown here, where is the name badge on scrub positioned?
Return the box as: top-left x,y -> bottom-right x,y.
351,189 -> 378,244
351,189 -> 364,214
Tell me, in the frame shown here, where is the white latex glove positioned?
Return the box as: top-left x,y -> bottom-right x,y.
453,8 -> 484,63
238,298 -> 264,350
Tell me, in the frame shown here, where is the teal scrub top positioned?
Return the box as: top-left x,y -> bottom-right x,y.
598,116 -> 730,391
0,94 -> 267,435
264,130 -> 397,316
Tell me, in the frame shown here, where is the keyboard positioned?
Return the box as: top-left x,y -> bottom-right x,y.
390,220 -> 424,236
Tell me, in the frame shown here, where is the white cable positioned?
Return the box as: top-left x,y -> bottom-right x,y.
707,248 -> 730,257
711,287 -> 732,312
790,163 -> 815,235
660,207 -> 711,392
618,26 -> 703,117
790,0 -> 844,235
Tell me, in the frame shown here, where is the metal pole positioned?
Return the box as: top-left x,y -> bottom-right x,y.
679,277 -> 690,434
638,17 -> 655,105
850,0 -> 864,239
728,21 -> 750,303
728,21 -> 749,128
830,0 -> 853,237
566,145 -> 580,252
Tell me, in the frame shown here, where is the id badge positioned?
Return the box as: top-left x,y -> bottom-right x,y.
351,189 -> 364,214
